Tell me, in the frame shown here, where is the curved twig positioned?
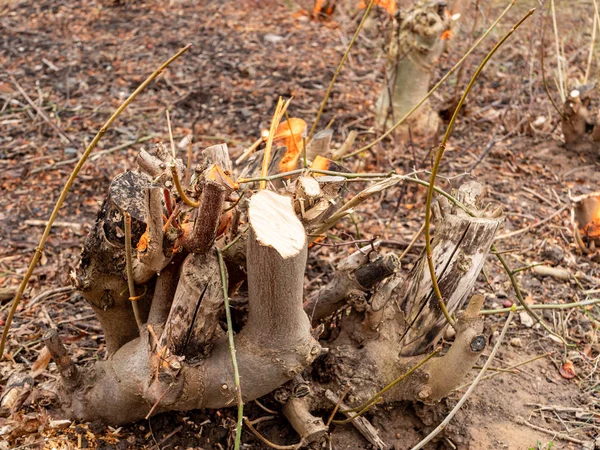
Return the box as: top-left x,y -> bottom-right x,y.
424,8 -> 535,328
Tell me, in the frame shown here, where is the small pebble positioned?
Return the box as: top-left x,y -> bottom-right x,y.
502,299 -> 513,308
519,311 -> 534,328
510,337 -> 523,347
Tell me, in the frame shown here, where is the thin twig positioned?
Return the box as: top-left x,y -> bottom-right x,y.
495,205 -> 567,240
424,8 -> 535,329
170,163 -> 199,207
540,14 -> 567,120
410,310 -> 515,450
124,212 -> 143,331
8,73 -> 75,145
481,298 -> 600,315
307,0 -> 375,143
494,248 -> 568,346
326,386 -> 351,427
0,43 -> 192,358
166,110 -> 176,159
260,97 -> 290,190
550,0 -> 566,103
455,352 -> 553,390
243,417 -> 302,450
398,222 -> 425,262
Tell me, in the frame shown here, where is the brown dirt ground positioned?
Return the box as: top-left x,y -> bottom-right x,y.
1,0 -> 599,449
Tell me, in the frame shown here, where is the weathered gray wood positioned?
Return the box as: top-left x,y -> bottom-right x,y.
159,251 -> 224,360
324,389 -> 387,450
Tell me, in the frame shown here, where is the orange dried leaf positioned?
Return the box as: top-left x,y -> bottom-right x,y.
31,347 -> 51,378
275,118 -> 307,173
310,155 -> 331,173
137,230 -> 150,253
358,0 -> 395,15
217,210 -> 233,237
559,360 -> 576,379
441,29 -> 453,40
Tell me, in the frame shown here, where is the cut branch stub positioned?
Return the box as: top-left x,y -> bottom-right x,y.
249,189 -> 306,259
571,191 -> 600,257
137,143 -> 185,190
182,180 -> 227,254
561,88 -> 600,151
305,244 -> 400,324
159,251 -> 224,361
388,182 -> 501,356
375,0 -> 450,139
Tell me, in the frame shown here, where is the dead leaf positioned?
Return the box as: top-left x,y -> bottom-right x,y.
275,118 -> 307,173
30,347 -> 51,378
559,360 -> 576,379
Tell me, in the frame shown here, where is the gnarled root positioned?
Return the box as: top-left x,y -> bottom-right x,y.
311,182 -> 501,412
50,146 -> 321,425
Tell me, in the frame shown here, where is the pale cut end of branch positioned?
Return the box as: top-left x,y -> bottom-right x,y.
249,190 -> 306,259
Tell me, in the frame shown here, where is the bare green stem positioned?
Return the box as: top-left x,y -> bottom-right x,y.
217,249 -> 243,450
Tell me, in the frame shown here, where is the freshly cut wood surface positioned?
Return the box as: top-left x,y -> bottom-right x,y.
248,189 -> 306,259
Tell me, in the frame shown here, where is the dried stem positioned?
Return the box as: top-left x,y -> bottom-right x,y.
166,110 -> 176,159
493,247 -> 568,346
307,0 -> 375,142
0,43 -> 192,358
124,212 -> 143,331
243,417 -> 302,450
481,297 -> 600,315
260,97 -> 291,189
455,352 -> 553,390
424,8 -> 535,329
170,163 -> 199,208
410,310 -> 515,450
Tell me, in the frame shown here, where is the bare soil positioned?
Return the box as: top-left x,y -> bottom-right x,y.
1,0 -> 599,449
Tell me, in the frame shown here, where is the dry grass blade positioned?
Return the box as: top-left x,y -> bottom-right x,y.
260,97 -> 291,189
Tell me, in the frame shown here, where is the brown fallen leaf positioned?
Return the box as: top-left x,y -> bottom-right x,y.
30,347 -> 52,378
559,360 -> 576,379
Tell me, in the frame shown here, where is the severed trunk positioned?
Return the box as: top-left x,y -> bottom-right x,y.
375,1 -> 449,140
